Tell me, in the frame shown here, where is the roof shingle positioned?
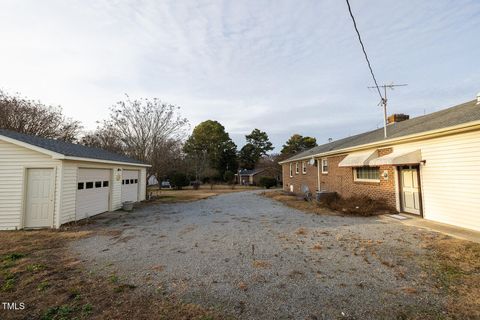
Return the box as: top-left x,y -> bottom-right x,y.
284,99 -> 480,162
0,129 -> 146,165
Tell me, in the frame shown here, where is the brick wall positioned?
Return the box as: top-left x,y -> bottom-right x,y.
282,160 -> 318,194
282,148 -> 397,208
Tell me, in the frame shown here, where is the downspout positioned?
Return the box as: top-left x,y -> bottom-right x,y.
316,159 -> 321,192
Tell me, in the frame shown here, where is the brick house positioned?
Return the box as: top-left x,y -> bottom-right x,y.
280,94 -> 480,232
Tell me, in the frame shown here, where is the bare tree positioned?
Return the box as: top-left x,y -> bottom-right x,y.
81,95 -> 189,181
150,138 -> 185,183
108,95 -> 188,163
80,124 -> 125,155
0,90 -> 82,142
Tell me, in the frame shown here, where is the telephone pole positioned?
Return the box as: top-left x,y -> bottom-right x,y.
368,83 -> 408,138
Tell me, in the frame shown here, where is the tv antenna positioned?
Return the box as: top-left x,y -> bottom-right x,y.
368,83 -> 408,138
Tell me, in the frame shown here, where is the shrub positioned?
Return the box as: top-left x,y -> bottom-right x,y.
223,170 -> 235,184
318,194 -> 395,216
170,172 -> 189,190
259,177 -> 277,189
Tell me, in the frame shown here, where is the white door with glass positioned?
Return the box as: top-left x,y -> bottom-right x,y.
400,166 -> 421,215
25,168 -> 55,228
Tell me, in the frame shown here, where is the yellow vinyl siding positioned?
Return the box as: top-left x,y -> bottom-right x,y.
0,140 -> 61,230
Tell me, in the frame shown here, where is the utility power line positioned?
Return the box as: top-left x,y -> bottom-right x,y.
345,0 -> 408,139
345,0 -> 383,101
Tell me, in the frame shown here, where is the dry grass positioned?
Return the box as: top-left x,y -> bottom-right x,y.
294,228 -> 308,236
0,228 -> 224,320
262,191 -> 395,216
262,191 -> 335,216
146,185 -> 259,204
311,244 -> 323,251
252,260 -> 271,268
422,235 -> 480,319
237,281 -> 248,291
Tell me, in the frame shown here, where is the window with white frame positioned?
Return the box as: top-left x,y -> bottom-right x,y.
354,166 -> 380,181
302,161 -> 307,174
321,158 -> 328,174
295,162 -> 299,174
289,163 -> 293,177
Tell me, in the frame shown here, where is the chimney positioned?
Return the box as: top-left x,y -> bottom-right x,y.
477,92 -> 480,105
387,113 -> 410,124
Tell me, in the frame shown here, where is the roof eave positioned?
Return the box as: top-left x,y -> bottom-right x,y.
278,120 -> 480,164
61,156 -> 151,167
0,134 -> 150,167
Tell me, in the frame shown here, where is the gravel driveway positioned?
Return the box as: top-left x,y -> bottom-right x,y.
72,191 -> 445,319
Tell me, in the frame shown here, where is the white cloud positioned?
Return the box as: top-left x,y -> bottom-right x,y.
1,0 -> 479,150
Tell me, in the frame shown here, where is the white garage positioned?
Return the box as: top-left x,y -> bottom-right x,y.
0,129 -> 150,230
121,170 -> 139,202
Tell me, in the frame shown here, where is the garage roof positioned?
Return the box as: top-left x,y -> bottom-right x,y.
283,99 -> 480,162
0,129 -> 148,166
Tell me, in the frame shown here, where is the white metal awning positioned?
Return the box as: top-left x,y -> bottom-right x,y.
369,149 -> 422,166
338,150 -> 378,167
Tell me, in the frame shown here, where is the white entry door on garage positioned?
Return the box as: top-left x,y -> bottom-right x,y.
76,169 -> 110,220
25,168 -> 55,228
121,170 -> 139,203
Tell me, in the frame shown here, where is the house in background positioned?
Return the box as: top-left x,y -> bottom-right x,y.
237,168 -> 266,185
236,167 -> 281,186
280,93 -> 480,232
0,130 -> 150,230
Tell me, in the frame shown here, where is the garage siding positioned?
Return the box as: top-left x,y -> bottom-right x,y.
139,168 -> 147,200
60,162 -> 77,225
0,140 -> 61,230
112,169 -> 123,210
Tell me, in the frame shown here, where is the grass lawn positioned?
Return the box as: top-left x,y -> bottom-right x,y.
146,184 -> 262,203
0,227 -> 224,320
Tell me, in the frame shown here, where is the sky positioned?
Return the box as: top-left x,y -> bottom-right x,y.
1,0 -> 479,151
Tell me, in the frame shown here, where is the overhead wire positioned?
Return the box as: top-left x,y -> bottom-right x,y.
345,0 -> 384,101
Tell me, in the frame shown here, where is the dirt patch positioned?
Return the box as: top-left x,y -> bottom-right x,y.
0,228 -> 224,320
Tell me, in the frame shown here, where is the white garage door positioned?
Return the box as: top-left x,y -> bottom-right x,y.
76,169 -> 110,220
121,170 -> 139,203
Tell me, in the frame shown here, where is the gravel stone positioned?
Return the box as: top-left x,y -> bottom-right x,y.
71,191 -> 446,319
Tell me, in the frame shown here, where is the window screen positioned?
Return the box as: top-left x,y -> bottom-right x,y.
355,167 -> 380,180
